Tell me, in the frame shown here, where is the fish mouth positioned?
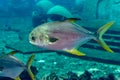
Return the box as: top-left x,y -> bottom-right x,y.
29,40 -> 36,45
29,40 -> 46,47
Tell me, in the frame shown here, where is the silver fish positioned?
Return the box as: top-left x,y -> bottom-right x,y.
29,18 -> 114,56
0,51 -> 35,80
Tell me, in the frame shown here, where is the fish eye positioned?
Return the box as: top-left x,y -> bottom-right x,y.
31,36 -> 36,41
49,37 -> 58,43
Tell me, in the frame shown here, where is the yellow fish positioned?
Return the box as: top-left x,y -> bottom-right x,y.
29,18 -> 114,56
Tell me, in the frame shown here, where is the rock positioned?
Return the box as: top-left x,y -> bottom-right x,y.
67,71 -> 79,80
36,0 -> 55,12
88,68 -> 105,79
79,71 -> 92,80
99,73 -> 116,80
47,5 -> 73,18
41,72 -> 59,80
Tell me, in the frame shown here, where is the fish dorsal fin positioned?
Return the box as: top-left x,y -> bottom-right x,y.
64,48 -> 86,56
72,23 -> 92,34
65,18 -> 81,23
26,54 -> 35,80
0,51 -> 18,58
64,18 -> 92,34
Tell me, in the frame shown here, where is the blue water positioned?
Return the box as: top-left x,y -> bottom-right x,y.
0,0 -> 120,80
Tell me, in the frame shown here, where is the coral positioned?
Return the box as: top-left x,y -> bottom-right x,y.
41,73 -> 59,80
99,73 -> 116,80
40,70 -> 120,80
61,71 -> 79,80
79,71 -> 92,80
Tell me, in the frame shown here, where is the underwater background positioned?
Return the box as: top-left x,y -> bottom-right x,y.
0,0 -> 120,80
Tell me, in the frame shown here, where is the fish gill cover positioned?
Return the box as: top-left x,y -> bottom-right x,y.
0,0 -> 120,80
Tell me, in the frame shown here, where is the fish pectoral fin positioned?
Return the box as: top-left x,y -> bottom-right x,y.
64,48 -> 86,56
26,54 -> 35,80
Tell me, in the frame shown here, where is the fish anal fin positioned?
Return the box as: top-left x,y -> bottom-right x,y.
15,76 -> 21,80
26,54 -> 35,80
64,48 -> 86,56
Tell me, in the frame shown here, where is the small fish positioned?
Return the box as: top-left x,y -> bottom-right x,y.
29,18 -> 114,56
0,51 -> 35,80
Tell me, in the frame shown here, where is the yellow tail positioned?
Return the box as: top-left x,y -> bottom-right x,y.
14,54 -> 35,80
96,21 -> 114,53
26,54 -> 35,80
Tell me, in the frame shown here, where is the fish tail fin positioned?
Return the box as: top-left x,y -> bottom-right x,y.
26,54 -> 35,80
95,21 -> 114,53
